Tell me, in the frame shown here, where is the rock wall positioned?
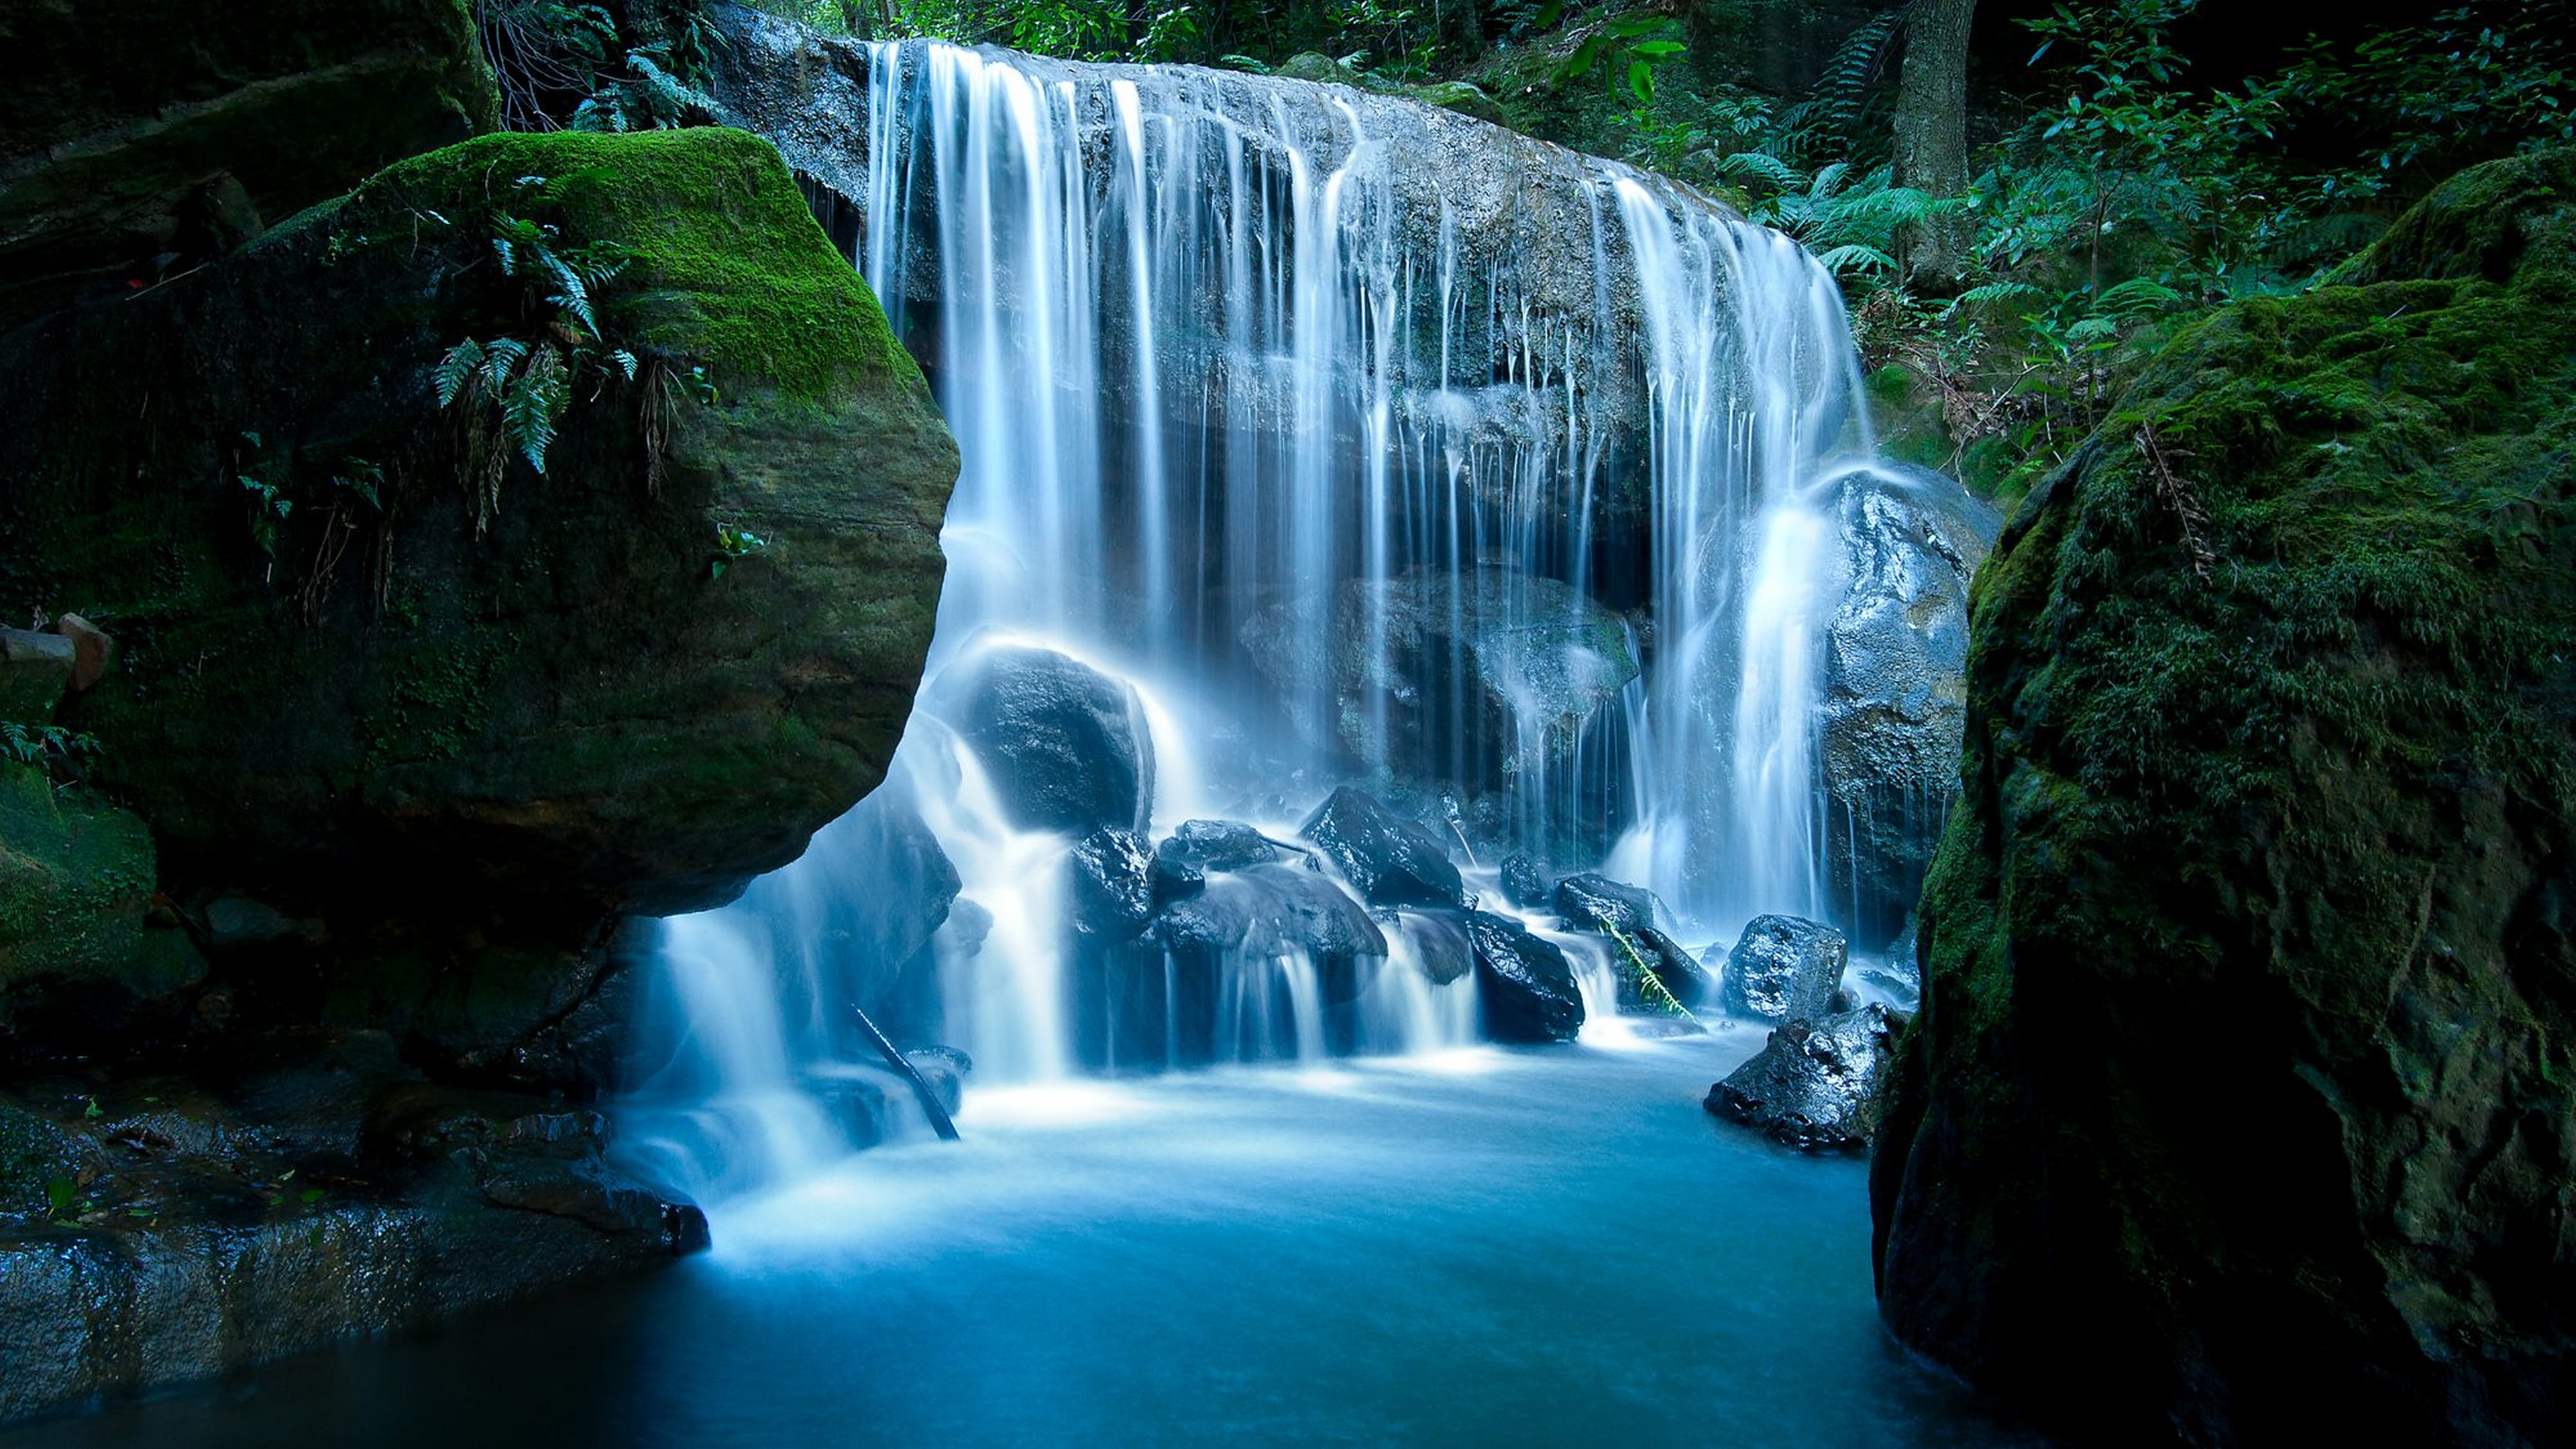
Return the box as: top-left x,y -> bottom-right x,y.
1870,150 -> 2576,1445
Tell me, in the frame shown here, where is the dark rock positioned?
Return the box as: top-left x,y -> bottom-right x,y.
1143,864 -> 1388,961
900,1044 -> 973,1119
1298,787 -> 1465,908
1498,852 -> 1558,910
204,896 -> 325,953
1068,829 -> 1155,941
1871,151 -> 2576,1446
1620,926 -> 1713,1010
1815,465 -> 1999,944
1463,910 -> 1582,1044
932,645 -> 1153,836
0,128 -> 958,933
1705,1004 -> 1896,1151
1714,914 -> 1847,1022
1552,872 -> 1660,934
0,0 -> 500,329
1159,819 -> 1281,871
1394,910 -> 1476,987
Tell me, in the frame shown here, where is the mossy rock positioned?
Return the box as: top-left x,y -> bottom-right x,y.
1870,148 -> 2576,1443
0,0 -> 498,329
0,127 -> 957,935
0,764 -> 207,1043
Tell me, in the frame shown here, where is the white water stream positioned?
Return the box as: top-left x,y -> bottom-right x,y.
618,40 -> 1882,1197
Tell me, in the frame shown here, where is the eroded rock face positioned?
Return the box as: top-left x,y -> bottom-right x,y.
1715,915 -> 1847,1023
932,646 -> 1155,837
0,127 -> 957,936
1815,466 -> 1998,945
1871,150 -> 2576,1446
1068,829 -> 1157,941
1705,1004 -> 1896,1151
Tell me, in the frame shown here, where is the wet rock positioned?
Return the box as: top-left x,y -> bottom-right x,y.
934,645 -> 1154,836
1159,819 -> 1282,871
1068,828 -> 1156,941
900,1044 -> 973,1118
1704,1004 -> 1896,1151
1714,914 -> 1847,1022
1815,466 -> 1998,943
1463,910 -> 1582,1043
1393,909 -> 1477,987
1856,914 -> 1922,1009
1612,926 -> 1713,1011
1144,863 -> 1389,961
1552,873 -> 1660,935
1242,568 -> 1639,846
1298,787 -> 1465,908
1499,852 -> 1558,910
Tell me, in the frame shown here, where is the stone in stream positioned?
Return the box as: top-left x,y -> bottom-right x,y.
1713,914 -> 1849,1022
1067,828 -> 1156,941
1297,787 -> 1466,908
1543,873 -> 1709,1009
1159,818 -> 1283,871
1141,863 -> 1389,961
1704,1004 -> 1900,1152
934,645 -> 1155,837
1498,851 -> 1558,910
1462,909 -> 1583,1043
1389,908 -> 1476,987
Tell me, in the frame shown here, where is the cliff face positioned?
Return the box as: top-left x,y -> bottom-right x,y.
1870,149 -> 2576,1445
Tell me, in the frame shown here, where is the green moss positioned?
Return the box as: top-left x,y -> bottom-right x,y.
1876,149 -> 2576,1436
334,128 -> 917,408
0,763 -> 179,1002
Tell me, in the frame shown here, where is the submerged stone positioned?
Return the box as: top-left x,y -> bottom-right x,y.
934,646 -> 1155,837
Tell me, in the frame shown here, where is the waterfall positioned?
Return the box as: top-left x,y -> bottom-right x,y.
616,37 -> 1878,1197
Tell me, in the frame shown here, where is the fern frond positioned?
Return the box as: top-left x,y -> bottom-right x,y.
1813,243 -> 1897,278
1713,148 -> 1806,193
502,347 -> 569,473
435,339 -> 486,407
479,336 -> 531,390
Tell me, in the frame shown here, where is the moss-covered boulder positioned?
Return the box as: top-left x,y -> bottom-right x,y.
1870,149 -> 2576,1444
0,126 -> 957,941
0,0 -> 498,329
0,765 -> 209,1049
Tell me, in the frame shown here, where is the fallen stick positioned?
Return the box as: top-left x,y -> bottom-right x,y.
850,1002 -> 961,1142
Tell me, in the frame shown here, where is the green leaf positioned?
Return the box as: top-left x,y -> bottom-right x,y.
435,339 -> 486,407
1628,60 -> 1653,104
1631,40 -> 1684,57
46,1179 -> 76,1216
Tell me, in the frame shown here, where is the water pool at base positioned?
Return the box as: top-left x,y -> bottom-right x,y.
11,1035 -> 2042,1448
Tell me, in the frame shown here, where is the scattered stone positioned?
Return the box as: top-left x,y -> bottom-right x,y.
1551,872 -> 1660,935
1297,786 -> 1465,908
1705,1004 -> 1899,1151
1393,909 -> 1475,987
1462,909 -> 1583,1043
50,614 -> 114,694
0,629 -> 73,722
1714,914 -> 1849,1022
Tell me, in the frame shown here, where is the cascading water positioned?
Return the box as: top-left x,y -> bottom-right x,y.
617,34 -> 1889,1197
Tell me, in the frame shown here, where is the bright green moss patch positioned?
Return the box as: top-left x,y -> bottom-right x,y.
329,127 -> 915,407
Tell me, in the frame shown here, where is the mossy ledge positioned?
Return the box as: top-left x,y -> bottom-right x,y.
1870,148 -> 2576,1446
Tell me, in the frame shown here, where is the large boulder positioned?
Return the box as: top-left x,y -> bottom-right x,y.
1298,788 -> 1466,908
0,0 -> 499,329
1815,465 -> 1999,945
1714,915 -> 1847,1022
1705,1004 -> 1897,1151
930,645 -> 1155,837
1464,910 -> 1583,1043
0,127 -> 957,936
1067,828 -> 1156,941
1872,151 -> 2576,1446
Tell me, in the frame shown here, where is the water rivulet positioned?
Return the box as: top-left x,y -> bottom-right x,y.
617,19 -> 1974,1199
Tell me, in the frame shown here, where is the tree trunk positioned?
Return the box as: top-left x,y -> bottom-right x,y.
1892,0 -> 1976,290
